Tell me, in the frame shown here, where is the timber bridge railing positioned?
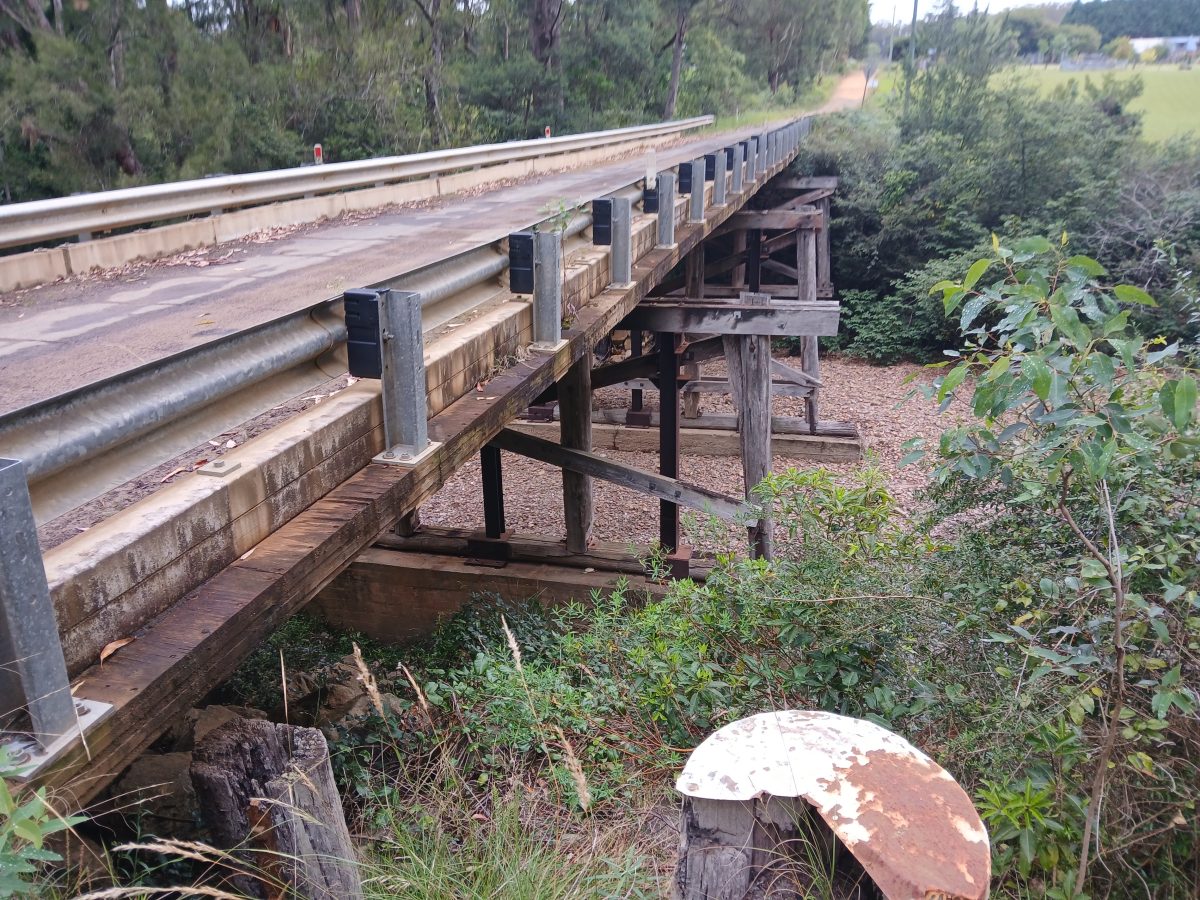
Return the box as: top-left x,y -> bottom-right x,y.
0,115 -> 838,805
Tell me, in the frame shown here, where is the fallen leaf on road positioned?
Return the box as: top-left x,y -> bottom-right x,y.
160,467 -> 184,482
225,439 -> 237,449
100,637 -> 135,664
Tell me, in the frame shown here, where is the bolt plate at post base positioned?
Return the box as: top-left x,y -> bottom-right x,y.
372,440 -> 441,467
1,698 -> 114,782
197,459 -> 242,477
529,339 -> 569,354
667,545 -> 693,580
466,530 -> 513,567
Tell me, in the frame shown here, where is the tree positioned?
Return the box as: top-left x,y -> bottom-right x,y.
1102,34 -> 1134,61
661,0 -> 702,118
919,242 -> 1198,893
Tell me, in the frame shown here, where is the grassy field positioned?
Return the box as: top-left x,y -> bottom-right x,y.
999,64 -> 1200,141
866,64 -> 1200,141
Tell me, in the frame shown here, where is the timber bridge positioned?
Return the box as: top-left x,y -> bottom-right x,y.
0,114 -> 851,804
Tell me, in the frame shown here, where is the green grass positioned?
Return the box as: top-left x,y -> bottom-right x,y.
866,63 -> 1200,141
998,64 -> 1200,141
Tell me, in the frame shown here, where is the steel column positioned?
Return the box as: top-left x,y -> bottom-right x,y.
374,290 -> 435,464
731,144 -> 744,194
712,153 -> 727,207
689,159 -> 705,224
610,196 -> 633,285
532,229 -> 564,349
0,458 -> 76,748
656,171 -> 677,247
658,334 -> 681,553
481,445 -> 506,539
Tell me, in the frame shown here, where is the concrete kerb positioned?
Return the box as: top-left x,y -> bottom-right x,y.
0,131 -> 696,294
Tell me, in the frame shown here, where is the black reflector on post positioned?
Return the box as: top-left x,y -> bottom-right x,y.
678,162 -> 693,195
508,231 -> 534,294
591,198 -> 614,246
344,288 -> 382,379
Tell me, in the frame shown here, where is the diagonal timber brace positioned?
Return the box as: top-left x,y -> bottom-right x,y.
488,427 -> 749,523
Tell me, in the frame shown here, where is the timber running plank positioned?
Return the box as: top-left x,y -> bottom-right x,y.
45,148 -> 797,804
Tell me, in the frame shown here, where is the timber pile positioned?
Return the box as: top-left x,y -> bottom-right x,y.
191,718 -> 363,900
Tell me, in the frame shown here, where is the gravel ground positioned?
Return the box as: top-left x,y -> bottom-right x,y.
419,353 -> 971,548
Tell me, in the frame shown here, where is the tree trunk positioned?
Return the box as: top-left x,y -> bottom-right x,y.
412,0 -> 448,145
663,8 -> 687,119
529,0 -> 563,67
51,0 -> 62,34
191,718 -> 363,900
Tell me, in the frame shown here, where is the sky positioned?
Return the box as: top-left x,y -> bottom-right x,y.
870,0 -> 1059,24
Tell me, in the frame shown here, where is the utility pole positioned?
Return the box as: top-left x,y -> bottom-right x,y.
887,4 -> 896,64
902,0 -> 918,121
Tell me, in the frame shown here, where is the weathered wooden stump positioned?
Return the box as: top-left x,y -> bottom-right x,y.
675,711 -> 990,900
191,717 -> 363,900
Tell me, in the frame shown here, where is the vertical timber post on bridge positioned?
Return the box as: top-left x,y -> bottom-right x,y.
796,219 -> 820,433
722,293 -> 774,561
560,351 -> 594,554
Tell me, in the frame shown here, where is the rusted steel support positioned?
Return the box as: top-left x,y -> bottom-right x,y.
480,445 -> 506,539
658,332 -> 681,555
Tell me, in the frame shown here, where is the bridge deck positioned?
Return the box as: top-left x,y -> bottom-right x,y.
0,127 -> 763,417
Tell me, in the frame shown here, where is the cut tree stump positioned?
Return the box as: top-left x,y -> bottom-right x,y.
191,717 -> 363,900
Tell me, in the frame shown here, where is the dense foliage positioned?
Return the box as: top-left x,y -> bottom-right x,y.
0,0 -> 867,203
794,9 -> 1199,363
1063,0 -> 1200,43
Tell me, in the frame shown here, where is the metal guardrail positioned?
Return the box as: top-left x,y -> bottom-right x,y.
0,117 -> 712,251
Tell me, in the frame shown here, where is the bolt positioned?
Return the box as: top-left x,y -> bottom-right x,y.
399,452 -> 412,460
383,451 -> 396,459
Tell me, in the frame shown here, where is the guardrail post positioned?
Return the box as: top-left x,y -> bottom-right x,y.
731,144 -> 745,194
531,230 -> 567,351
756,135 -> 768,177
689,159 -> 705,224
0,457 -> 77,749
711,153 -> 727,207
610,196 -> 633,286
373,290 -> 439,466
745,140 -> 757,184
657,172 -> 677,248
